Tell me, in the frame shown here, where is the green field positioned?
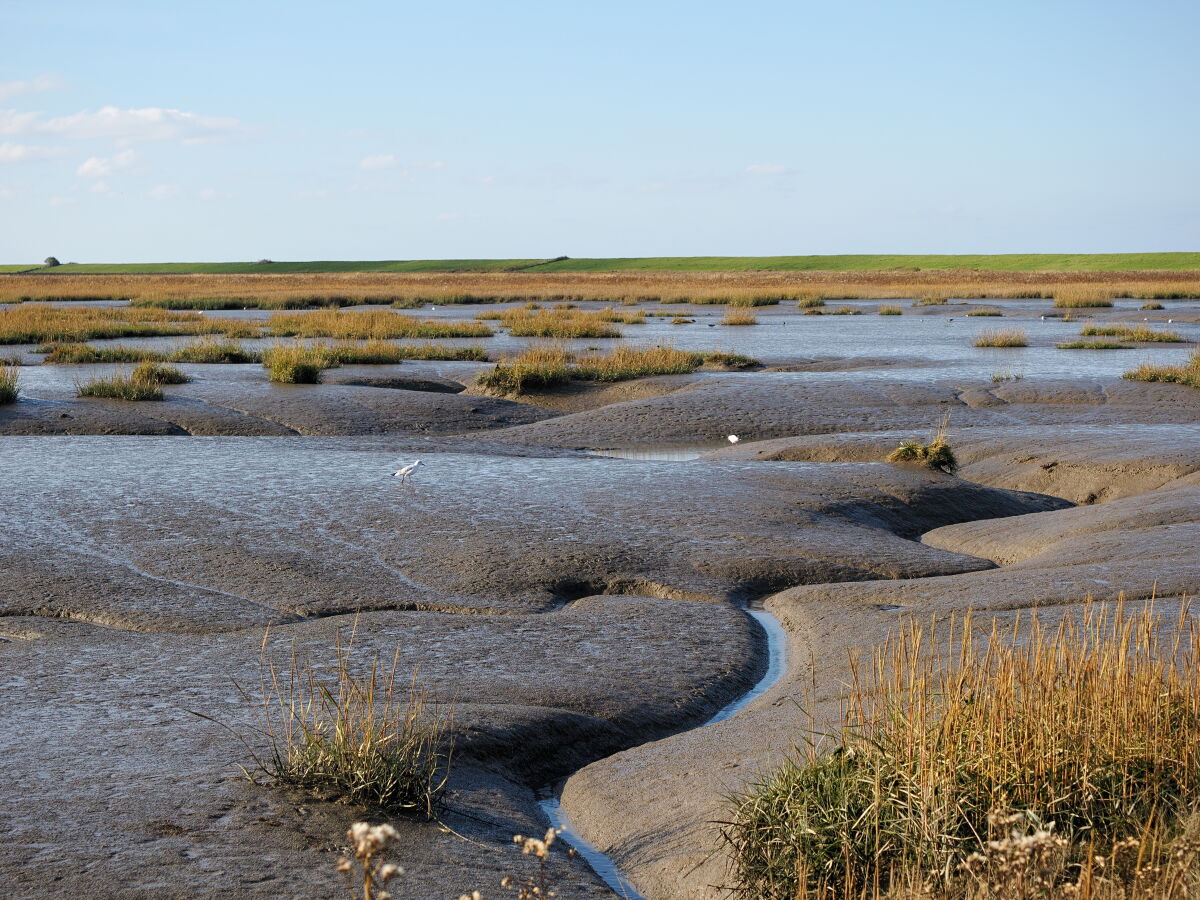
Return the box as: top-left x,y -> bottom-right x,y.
5,252 -> 1200,274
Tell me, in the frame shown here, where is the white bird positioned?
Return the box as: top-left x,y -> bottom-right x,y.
727,434 -> 740,444
392,460 -> 423,481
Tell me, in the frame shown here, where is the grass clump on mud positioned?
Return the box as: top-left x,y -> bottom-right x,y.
250,641 -> 450,818
476,345 -> 759,395
721,308 -> 758,326
1081,323 -> 1187,343
1124,349 -> 1200,389
877,305 -> 902,315
268,308 -> 493,340
327,340 -> 488,364
973,327 -> 1027,347
42,337 -> 263,365
723,601 -> 1200,900
1057,341 -> 1134,350
886,416 -> 958,474
480,307 -> 625,339
965,307 -> 1002,316
76,361 -> 189,400
262,344 -> 340,383
0,363 -> 19,403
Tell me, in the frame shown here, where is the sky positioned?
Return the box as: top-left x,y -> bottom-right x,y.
0,0 -> 1197,262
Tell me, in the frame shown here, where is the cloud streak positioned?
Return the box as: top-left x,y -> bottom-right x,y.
0,141 -> 62,163
0,75 -> 62,102
0,106 -> 241,143
76,149 -> 138,177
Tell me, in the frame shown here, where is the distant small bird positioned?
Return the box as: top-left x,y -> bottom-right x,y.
392,460 -> 422,481
1040,315 -> 1045,320
1168,318 -> 1173,323
728,434 -> 740,444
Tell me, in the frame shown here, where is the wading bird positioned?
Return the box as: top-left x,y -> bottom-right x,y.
393,460 -> 423,481
728,434 -> 740,444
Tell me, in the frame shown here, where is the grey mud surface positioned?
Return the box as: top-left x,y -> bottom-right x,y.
2,306 -> 1199,898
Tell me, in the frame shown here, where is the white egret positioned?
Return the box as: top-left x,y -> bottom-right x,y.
727,434 -> 740,444
392,460 -> 423,481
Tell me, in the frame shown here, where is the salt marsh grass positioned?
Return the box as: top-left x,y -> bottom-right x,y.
481,307 -> 625,338
721,309 -> 758,326
1054,289 -> 1114,308
724,600 -> 1200,899
965,307 -> 1002,316
0,363 -> 19,403
476,345 -> 759,395
262,344 -> 339,383
76,364 -> 183,400
1057,341 -> 1134,350
42,337 -> 261,365
0,303 -> 248,344
4,270 -> 1199,309
1124,349 -> 1200,389
252,639 -> 450,818
974,328 -> 1028,348
878,305 -> 902,315
268,309 -> 492,340
1081,324 -> 1187,343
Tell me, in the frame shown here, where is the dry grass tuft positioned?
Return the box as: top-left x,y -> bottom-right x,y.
1123,349 -> 1200,389
886,414 -> 958,473
1081,324 -> 1187,343
0,363 -> 19,403
76,360 -> 189,399
722,309 -> 758,326
261,344 -> 339,383
878,305 -> 903,315
1054,288 -> 1114,308
966,307 -> 1002,317
476,345 -> 759,395
269,308 -> 492,340
1057,341 -> 1134,350
724,599 -> 1200,899
250,638 -> 450,817
0,303 -> 251,344
974,328 -> 1028,348
483,307 -> 624,339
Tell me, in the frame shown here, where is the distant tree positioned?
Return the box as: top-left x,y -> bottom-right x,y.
254,258 -> 273,265
43,256 -> 61,267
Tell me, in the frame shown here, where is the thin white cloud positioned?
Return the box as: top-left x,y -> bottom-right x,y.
0,75 -> 62,102
745,163 -> 789,175
197,187 -> 218,200
148,184 -> 182,201
89,181 -> 118,197
0,141 -> 61,163
359,153 -> 398,170
1,106 -> 240,143
76,149 -> 138,177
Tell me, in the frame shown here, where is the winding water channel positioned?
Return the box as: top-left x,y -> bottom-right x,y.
538,606 -> 789,899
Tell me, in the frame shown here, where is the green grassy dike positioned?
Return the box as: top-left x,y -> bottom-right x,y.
4,252 -> 1200,274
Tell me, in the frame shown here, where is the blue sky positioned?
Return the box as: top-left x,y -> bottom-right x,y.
1,0 -> 1196,262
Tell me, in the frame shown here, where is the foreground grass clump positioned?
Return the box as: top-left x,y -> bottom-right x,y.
171,337 -> 261,363
724,601 -> 1200,899
1123,348 -> 1200,389
253,642 -> 450,817
476,345 -> 759,395
974,327 -> 1028,348
1057,341 -> 1134,350
1081,323 -> 1186,343
75,361 -> 189,400
269,308 -> 493,340
877,305 -> 902,315
0,364 -> 18,403
886,415 -> 958,473
721,309 -> 758,326
262,344 -> 340,383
